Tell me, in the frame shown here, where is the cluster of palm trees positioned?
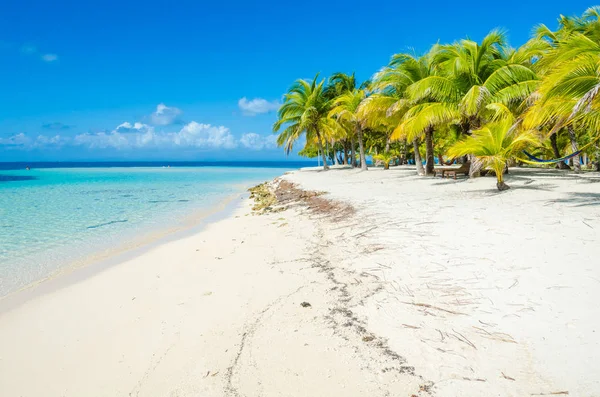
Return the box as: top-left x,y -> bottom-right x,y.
273,7 -> 600,190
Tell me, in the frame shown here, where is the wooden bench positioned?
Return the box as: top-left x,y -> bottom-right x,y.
434,162 -> 471,179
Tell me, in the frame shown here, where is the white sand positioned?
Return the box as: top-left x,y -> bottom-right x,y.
1,166 -> 599,396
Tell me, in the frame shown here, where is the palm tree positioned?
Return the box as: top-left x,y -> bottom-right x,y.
399,30 -> 539,176
325,72 -> 357,99
527,7 -> 600,172
448,111 -> 538,190
326,72 -> 359,166
363,52 -> 437,175
274,75 -> 338,170
373,150 -> 398,170
329,89 -> 369,170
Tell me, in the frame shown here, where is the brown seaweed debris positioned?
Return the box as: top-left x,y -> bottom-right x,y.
248,182 -> 279,214
249,179 -> 355,221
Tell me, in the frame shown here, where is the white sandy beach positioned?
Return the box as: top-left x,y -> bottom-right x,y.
1,167 -> 599,396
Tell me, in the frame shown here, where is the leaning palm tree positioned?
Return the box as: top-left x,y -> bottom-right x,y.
523,27 -> 600,172
329,89 -> 369,170
448,111 -> 538,190
273,75 -> 338,170
527,7 -> 600,171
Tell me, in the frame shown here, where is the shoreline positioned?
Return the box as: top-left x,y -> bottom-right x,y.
0,190 -> 248,313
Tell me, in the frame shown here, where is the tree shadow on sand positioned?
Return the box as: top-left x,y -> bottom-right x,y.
545,192 -> 600,207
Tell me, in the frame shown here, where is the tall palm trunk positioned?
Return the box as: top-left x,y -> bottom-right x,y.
567,126 -> 581,173
550,132 -> 570,169
424,126 -> 434,175
402,138 -> 408,165
385,137 -> 391,153
468,155 -> 483,178
357,126 -> 367,171
350,137 -> 356,168
343,141 -> 349,165
413,138 -> 425,176
316,132 -> 329,170
332,140 -> 340,165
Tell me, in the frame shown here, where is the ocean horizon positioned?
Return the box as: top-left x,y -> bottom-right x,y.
0,160 -> 315,171
0,162 -> 307,296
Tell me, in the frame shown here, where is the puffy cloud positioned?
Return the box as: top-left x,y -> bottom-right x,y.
41,53 -> 58,62
115,122 -> 151,134
170,121 -> 237,149
240,133 -> 278,150
0,133 -> 31,147
35,134 -> 63,146
238,97 -> 280,116
72,121 -> 236,150
150,103 -> 183,125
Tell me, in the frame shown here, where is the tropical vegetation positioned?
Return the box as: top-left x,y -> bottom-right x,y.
273,7 -> 600,190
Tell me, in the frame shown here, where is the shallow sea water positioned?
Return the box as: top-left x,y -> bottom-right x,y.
0,165 -> 292,296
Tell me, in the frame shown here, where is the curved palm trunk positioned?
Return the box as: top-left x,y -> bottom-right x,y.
550,132 -> 571,170
316,133 -> 329,170
468,155 -> 484,178
567,126 -> 581,173
424,126 -> 435,175
413,138 -> 425,176
356,126 -> 367,171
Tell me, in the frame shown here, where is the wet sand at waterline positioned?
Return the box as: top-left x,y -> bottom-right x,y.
0,166 -> 598,396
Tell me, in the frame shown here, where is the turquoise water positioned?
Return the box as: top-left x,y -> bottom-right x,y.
0,166 -> 290,296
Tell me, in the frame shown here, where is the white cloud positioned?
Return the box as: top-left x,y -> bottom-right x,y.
41,53 -> 58,62
150,103 -> 183,125
240,133 -> 278,150
73,121 -> 236,150
115,122 -> 152,134
34,134 -> 64,147
168,122 -> 237,149
238,97 -> 280,116
0,133 -> 31,147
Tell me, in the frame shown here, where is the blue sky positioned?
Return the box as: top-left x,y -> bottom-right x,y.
0,0 -> 594,161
